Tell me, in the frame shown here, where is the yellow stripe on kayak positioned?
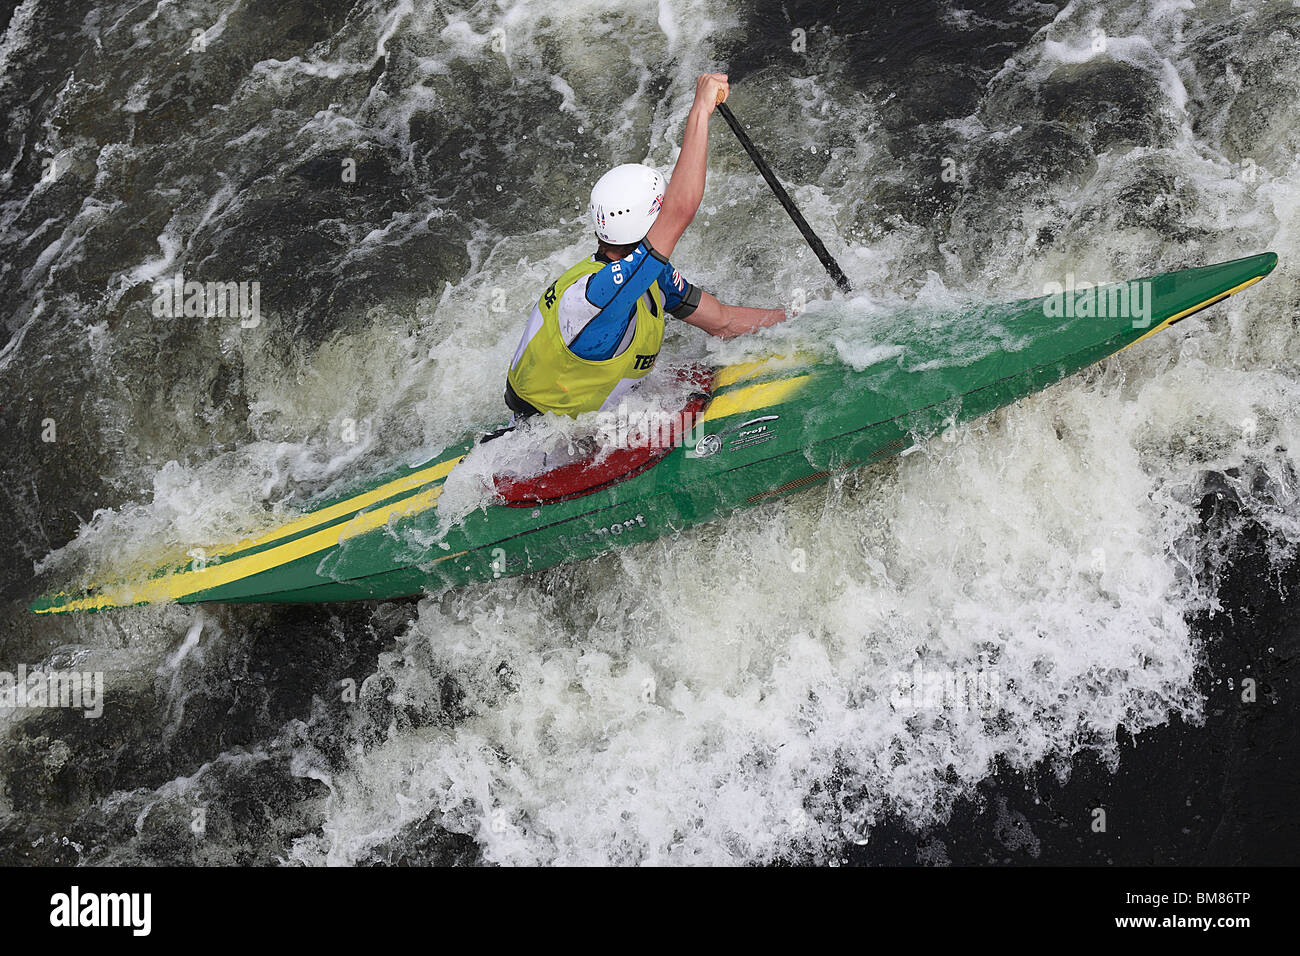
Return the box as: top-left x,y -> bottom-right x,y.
1121,275 -> 1264,352
702,375 -> 812,423
712,353 -> 818,390
713,358 -> 777,390
205,453 -> 464,559
35,459 -> 466,613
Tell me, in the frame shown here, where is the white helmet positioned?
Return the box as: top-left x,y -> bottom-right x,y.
589,163 -> 665,245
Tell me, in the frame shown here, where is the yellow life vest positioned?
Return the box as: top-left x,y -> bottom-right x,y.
507,256 -> 665,417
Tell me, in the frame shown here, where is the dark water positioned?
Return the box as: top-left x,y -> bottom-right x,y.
1,0 -> 1298,864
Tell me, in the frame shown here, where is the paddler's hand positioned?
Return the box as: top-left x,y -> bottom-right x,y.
692,73 -> 729,117
653,73 -> 726,256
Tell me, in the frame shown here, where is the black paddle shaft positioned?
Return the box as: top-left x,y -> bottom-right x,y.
715,101 -> 852,293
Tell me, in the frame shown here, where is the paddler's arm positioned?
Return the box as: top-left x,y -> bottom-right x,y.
678,292 -> 789,339
646,73 -> 729,258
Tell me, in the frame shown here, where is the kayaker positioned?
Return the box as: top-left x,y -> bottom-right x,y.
504,72 -> 790,420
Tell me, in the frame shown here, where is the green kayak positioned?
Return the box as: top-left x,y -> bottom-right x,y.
31,252 -> 1278,614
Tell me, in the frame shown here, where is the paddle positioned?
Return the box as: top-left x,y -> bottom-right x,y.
715,100 -> 852,293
